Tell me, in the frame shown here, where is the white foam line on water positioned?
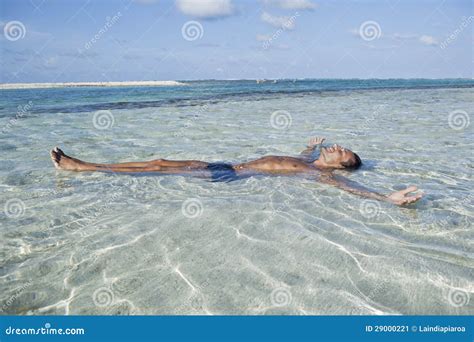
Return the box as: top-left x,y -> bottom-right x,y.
297,220 -> 368,274
202,308 -> 214,315
424,271 -> 474,293
269,208 -> 374,275
44,234 -> 159,315
325,238 -> 366,273
344,271 -> 400,315
233,227 -> 269,243
46,217 -> 89,230
174,265 -> 197,293
352,250 -> 381,259
353,210 -> 474,261
33,287 -> 76,315
285,201 -> 376,241
427,227 -> 472,238
379,215 -> 474,261
240,256 -> 281,286
64,287 -> 76,315
161,246 -> 213,314
96,228 -> 159,257
298,307 -> 310,315
339,289 -> 394,315
55,259 -> 92,314
18,241 -> 32,256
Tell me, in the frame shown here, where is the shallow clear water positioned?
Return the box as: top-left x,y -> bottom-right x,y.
0,80 -> 473,315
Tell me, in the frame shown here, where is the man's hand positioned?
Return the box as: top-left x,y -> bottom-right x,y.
387,186 -> 423,205
308,137 -> 326,147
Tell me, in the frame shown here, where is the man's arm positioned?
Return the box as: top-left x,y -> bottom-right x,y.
300,137 -> 325,160
320,173 -> 423,205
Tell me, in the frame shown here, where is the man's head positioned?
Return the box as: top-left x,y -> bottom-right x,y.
315,144 -> 362,169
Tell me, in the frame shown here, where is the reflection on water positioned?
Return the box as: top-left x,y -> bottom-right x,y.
0,83 -> 473,315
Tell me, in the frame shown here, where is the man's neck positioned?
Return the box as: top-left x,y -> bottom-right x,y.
313,158 -> 325,168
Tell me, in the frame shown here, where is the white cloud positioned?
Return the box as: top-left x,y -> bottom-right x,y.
176,0 -> 235,19
391,33 -> 439,46
262,0 -> 316,10
350,29 -> 440,47
392,33 -> 418,40
261,11 -> 296,29
419,35 -> 438,46
348,27 -> 383,39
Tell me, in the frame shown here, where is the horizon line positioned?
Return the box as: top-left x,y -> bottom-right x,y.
1,77 -> 472,87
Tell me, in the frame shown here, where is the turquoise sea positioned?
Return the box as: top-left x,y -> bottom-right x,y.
0,79 -> 473,315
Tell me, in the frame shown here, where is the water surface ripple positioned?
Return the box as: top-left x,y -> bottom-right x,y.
0,80 -> 472,315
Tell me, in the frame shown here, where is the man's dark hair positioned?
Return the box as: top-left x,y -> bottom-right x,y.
341,152 -> 362,169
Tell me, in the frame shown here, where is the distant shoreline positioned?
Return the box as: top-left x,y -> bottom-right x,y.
0,81 -> 187,90
1,79 -> 472,91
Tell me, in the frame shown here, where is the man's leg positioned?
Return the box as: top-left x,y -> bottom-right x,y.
50,147 -> 208,173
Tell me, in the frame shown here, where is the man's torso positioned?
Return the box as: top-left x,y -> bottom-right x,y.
234,156 -> 314,174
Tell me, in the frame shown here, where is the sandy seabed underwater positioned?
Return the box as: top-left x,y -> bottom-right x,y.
0,80 -> 473,315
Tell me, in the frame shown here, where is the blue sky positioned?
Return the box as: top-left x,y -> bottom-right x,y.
0,0 -> 472,82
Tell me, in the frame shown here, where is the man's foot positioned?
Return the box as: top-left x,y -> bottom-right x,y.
50,147 -> 83,171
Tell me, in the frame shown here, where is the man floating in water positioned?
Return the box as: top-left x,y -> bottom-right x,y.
50,137 -> 423,206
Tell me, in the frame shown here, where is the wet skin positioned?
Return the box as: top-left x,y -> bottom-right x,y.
50,137 -> 423,205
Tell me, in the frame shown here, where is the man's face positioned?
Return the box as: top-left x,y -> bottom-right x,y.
319,144 -> 357,168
